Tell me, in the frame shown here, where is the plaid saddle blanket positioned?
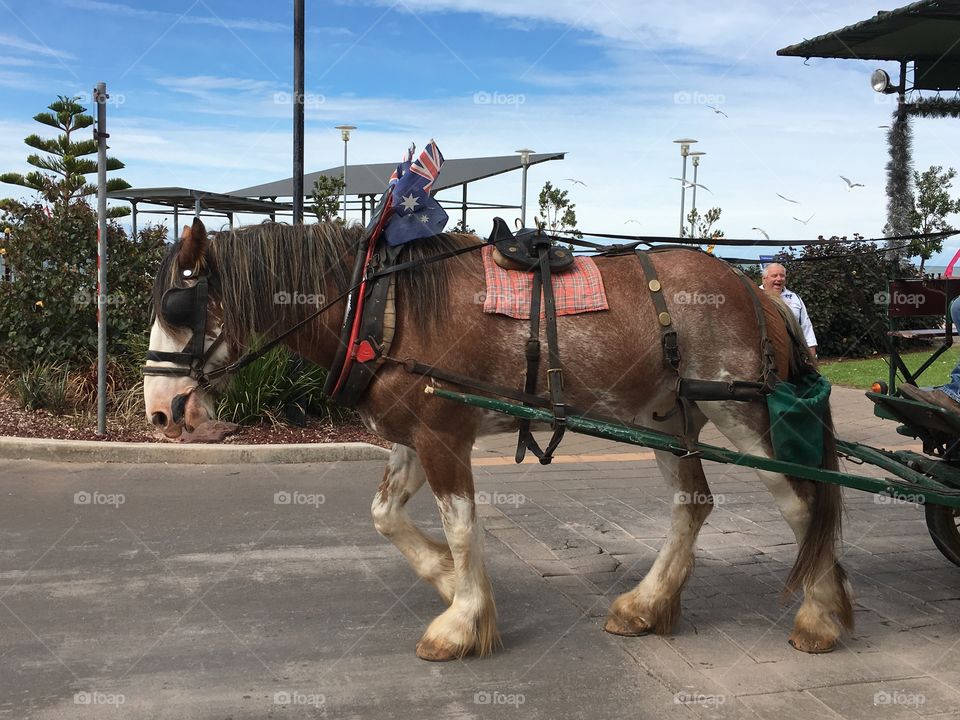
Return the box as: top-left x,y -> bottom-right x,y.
481,245 -> 609,320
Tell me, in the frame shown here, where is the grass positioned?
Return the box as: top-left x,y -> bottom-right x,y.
819,348 -> 960,389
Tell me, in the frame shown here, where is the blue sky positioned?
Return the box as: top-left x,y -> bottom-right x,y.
1,0 -> 957,263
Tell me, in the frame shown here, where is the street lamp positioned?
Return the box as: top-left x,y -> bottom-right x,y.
687,150 -> 706,238
335,124 -> 356,221
516,148 -> 534,226
673,138 -> 697,237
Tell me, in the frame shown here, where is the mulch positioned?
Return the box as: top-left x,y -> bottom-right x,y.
0,395 -> 390,447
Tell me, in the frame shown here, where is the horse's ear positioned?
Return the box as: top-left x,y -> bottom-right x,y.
177,218 -> 208,273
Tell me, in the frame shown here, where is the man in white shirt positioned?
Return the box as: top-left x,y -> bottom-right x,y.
760,262 -> 818,356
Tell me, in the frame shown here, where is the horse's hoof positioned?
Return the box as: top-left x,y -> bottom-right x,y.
788,631 -> 838,654
603,613 -> 652,637
416,637 -> 464,662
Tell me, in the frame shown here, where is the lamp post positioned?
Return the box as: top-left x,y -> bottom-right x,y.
673,138 -> 697,237
335,124 -> 356,222
516,148 -> 534,226
687,150 -> 706,238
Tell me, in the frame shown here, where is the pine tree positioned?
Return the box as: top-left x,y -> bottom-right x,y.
0,95 -> 131,217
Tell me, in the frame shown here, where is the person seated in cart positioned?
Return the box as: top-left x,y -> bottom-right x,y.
900,295 -> 960,413
760,262 -> 818,356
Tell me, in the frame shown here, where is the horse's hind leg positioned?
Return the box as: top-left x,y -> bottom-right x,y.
605,449 -> 713,636
413,435 -> 499,661
372,444 -> 455,603
700,403 -> 853,653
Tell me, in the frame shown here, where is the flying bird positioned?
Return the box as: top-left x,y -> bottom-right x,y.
564,178 -> 587,186
751,227 -> 770,240
624,219 -> 641,225
707,104 -> 728,118
793,214 -> 815,225
669,177 -> 712,193
840,175 -> 864,190
776,193 -> 800,204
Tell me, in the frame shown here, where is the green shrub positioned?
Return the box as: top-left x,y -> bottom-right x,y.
0,201 -> 166,368
11,361 -> 70,414
216,346 -> 349,425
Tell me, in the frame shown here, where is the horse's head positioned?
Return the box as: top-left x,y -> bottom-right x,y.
143,218 -> 234,438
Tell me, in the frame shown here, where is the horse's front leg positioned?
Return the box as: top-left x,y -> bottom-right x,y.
372,444 -> 455,602
413,436 -> 500,661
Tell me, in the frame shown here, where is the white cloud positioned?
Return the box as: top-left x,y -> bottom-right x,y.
61,0 -> 289,33
0,32 -> 74,59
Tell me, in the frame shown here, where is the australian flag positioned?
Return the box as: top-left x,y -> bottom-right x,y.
383,140 -> 449,247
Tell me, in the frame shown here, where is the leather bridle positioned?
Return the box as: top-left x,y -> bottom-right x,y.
142,274 -> 227,389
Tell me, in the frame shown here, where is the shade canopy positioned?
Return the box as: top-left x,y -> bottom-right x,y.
777,0 -> 960,63
106,186 -> 291,215
228,152 -> 566,199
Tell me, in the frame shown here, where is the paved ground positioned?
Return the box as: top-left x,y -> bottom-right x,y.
2,387 -> 960,719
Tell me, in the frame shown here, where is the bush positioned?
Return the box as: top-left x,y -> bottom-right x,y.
11,361 -> 70,413
771,237 -> 926,358
0,200 -> 166,368
216,346 -> 350,425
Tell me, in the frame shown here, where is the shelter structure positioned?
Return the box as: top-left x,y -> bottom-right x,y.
228,152 -> 566,227
106,187 -> 291,239
778,0 -> 960,241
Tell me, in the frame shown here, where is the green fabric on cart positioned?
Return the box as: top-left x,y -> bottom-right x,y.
766,372 -> 832,467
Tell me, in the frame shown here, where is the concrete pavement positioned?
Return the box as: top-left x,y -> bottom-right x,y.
2,386 -> 960,719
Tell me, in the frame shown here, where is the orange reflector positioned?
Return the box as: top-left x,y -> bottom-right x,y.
871,382 -> 883,393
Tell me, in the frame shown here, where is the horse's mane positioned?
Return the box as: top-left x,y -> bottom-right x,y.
153,222 -> 474,345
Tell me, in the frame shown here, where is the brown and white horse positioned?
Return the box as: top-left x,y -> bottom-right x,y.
143,218 -> 853,661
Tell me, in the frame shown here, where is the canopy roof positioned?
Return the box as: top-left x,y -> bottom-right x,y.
229,152 -> 566,199
777,0 -> 960,61
106,186 -> 291,214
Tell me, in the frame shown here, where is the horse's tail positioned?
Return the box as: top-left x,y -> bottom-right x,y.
767,297 -> 854,632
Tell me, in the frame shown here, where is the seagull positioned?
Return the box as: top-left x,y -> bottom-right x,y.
776,193 -> 800,204
564,178 -> 587,186
793,213 -> 815,225
751,227 -> 770,240
669,177 -> 712,193
840,175 -> 864,190
707,104 -> 728,118
624,219 -> 641,225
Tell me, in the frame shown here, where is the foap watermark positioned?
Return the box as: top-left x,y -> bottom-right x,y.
874,490 -> 925,507
674,690 -> 726,709
874,690 -> 925,708
74,490 -> 125,508
476,490 -> 526,508
76,90 -> 126,107
74,691 -> 125,707
73,290 -> 126,307
674,491 -> 723,507
474,690 -> 525,708
274,490 -> 325,508
874,290 -> 923,308
674,291 -> 725,307
673,91 -> 725,107
273,690 -> 326,707
274,291 -> 325,306
273,91 -> 326,108
473,90 -> 525,107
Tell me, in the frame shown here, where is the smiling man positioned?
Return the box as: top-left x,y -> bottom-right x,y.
760,262 -> 818,356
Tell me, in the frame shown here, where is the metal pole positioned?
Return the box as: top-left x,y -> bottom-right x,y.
94,81 -> 108,436
130,201 -> 137,241
293,0 -> 305,224
173,205 -> 179,239
689,164 -> 698,236
516,149 -> 533,227
679,153 -> 689,237
342,139 -> 348,221
461,184 -> 468,230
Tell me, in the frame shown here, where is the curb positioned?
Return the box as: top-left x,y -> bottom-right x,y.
0,436 -> 390,465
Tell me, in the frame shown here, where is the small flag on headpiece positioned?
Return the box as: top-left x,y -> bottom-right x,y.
383,139 -> 449,247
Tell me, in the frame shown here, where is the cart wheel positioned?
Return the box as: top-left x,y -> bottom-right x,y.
925,503 -> 960,567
